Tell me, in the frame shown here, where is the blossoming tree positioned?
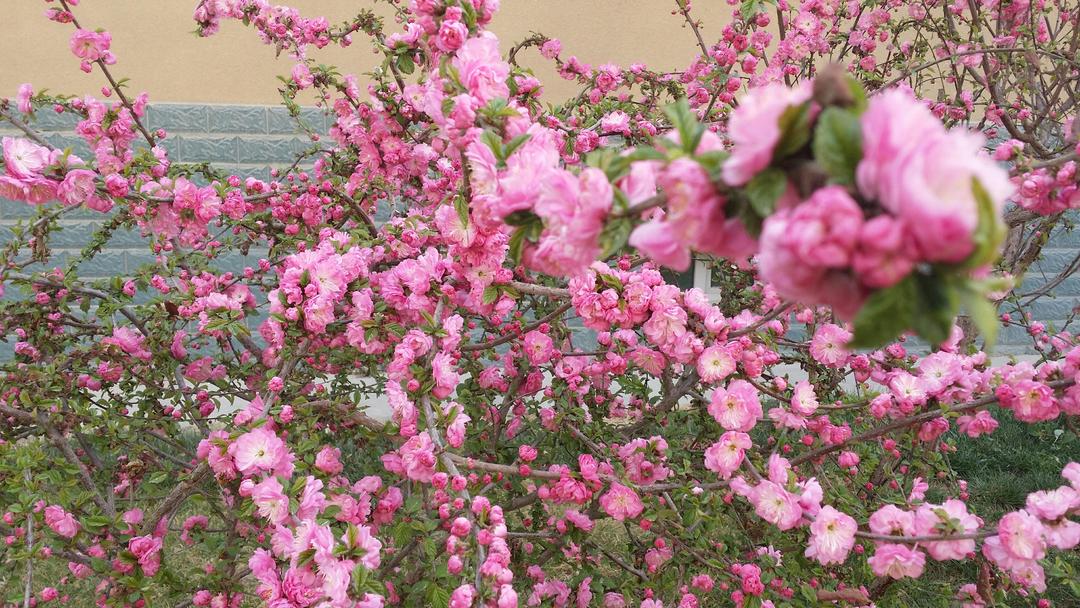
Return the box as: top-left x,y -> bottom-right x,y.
1,0 -> 1079,607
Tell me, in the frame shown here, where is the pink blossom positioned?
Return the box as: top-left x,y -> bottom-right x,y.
43,506 -> 80,538
749,480 -> 802,530
3,137 -> 50,179
997,510 -> 1047,562
789,380 -> 819,416
697,344 -> 737,383
809,324 -> 852,367
758,189 -> 865,319
722,82 -> 812,186
913,500 -> 982,560
704,431 -> 751,478
57,169 -> 97,206
868,543 -> 926,579
453,32 -> 509,104
869,505 -> 915,536
251,476 -> 289,525
957,410 -> 999,438
529,167 -> 613,276
102,326 -> 152,361
69,29 -> 113,62
805,505 -> 857,565
853,215 -> 917,288
16,84 -> 33,114
523,330 -> 555,365
600,482 -> 644,521
128,535 -> 164,577
381,433 -> 437,483
860,89 -> 1012,263
232,427 -> 289,476
315,446 -> 344,476
707,379 -> 762,432
436,19 -> 469,53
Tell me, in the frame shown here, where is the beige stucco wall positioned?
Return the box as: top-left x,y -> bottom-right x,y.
3,1 -> 731,104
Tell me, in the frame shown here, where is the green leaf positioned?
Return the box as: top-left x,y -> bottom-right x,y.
911,269 -> 960,346
812,107 -> 862,186
773,101 -> 813,159
396,54 -> 415,75
962,178 -> 1006,269
481,285 -> 500,305
598,273 -> 625,291
508,226 -> 527,266
599,217 -> 633,259
453,196 -> 470,228
744,168 -> 787,217
663,99 -> 703,154
503,210 -> 541,228
851,275 -> 915,348
960,283 -> 1000,349
503,133 -> 532,159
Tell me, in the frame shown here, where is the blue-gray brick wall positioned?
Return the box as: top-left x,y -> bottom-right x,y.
2,103 -> 1078,356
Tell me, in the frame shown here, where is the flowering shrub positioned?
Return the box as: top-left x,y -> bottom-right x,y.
1,1 -> 1080,607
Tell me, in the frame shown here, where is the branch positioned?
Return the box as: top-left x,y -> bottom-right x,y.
139,462 -> 211,536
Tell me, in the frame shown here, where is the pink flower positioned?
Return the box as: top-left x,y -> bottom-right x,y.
853,215 -> 917,288
629,220 -> 690,270
43,506 -> 80,538
69,29 -> 113,62
3,137 -> 50,179
913,500 -> 982,560
57,169 -> 97,206
707,379 -> 762,432
869,505 -> 915,536
315,446 -> 344,476
630,158 -> 735,271
704,431 -> 752,478
789,380 -> 819,416
523,330 -> 555,365
860,89 -> 1012,263
749,480 -> 802,530
432,351 -> 459,398
997,510 -> 1047,562
697,345 -> 737,383
128,535 -> 163,577
809,324 -> 852,367
381,433 -> 437,483
528,167 -> 613,276
540,39 -> 562,59
453,32 -> 509,104
758,189 -> 865,319
251,476 -> 290,525
868,543 -> 926,579
450,584 -> 476,608
805,505 -> 857,565
16,84 -> 33,114
102,326 -> 152,361
231,427 -> 289,476
600,482 -> 644,521
342,524 -> 383,570
997,380 -> 1059,423
722,82 -> 812,186
957,410 -> 999,438
436,20 -> 468,53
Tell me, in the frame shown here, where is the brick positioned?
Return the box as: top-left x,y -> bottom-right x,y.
210,106 -> 268,134
32,109 -> 81,132
237,138 -> 300,163
180,137 -> 239,163
267,107 -> 326,134
44,134 -> 91,158
148,104 -> 208,133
